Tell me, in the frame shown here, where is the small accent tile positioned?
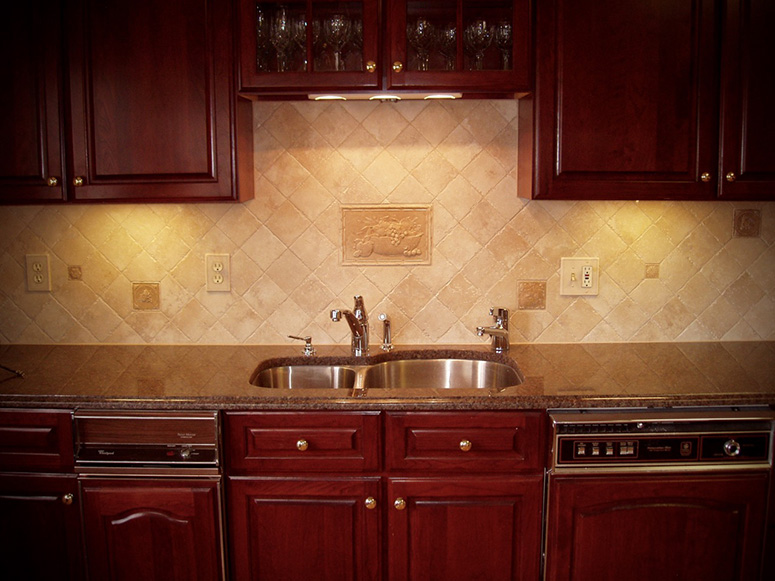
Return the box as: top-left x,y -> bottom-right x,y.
342,205 -> 431,265
518,281 -> 546,310
733,209 -> 761,237
645,264 -> 660,279
132,283 -> 160,311
68,266 -> 83,281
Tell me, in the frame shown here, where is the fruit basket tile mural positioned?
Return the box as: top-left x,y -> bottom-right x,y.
342,205 -> 432,265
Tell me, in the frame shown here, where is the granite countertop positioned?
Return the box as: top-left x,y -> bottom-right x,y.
0,342 -> 773,411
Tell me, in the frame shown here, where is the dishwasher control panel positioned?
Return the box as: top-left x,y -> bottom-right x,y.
551,408 -> 774,470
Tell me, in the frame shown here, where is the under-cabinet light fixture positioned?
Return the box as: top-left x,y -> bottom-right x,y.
309,92 -> 462,101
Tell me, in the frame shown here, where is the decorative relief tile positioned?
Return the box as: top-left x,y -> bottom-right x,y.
645,264 -> 660,279
733,209 -> 761,237
341,205 -> 431,265
132,283 -> 160,311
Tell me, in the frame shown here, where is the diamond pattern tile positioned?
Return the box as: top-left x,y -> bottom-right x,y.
0,100 -> 773,345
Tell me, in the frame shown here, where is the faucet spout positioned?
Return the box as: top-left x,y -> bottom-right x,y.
331,295 -> 370,356
476,307 -> 510,353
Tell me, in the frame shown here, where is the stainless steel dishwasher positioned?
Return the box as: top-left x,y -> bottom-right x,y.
544,407 -> 774,581
74,410 -> 225,581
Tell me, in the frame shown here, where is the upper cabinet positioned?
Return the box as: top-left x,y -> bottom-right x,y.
237,0 -> 531,97
1,0 -> 253,204
387,0 -> 531,94
519,0 -> 775,201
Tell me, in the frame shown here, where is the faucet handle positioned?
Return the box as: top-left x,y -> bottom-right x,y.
489,307 -> 509,327
288,335 -> 316,356
330,309 -> 342,322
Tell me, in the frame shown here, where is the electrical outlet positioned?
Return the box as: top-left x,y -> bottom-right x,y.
26,254 -> 51,292
205,254 -> 230,292
560,257 -> 599,296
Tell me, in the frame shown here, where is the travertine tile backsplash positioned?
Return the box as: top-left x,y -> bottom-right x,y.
0,100 -> 773,345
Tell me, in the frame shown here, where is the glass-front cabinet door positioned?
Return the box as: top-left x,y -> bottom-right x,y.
238,0 -> 380,92
387,0 -> 530,93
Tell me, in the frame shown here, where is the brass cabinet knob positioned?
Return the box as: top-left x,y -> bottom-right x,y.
365,496 -> 377,510
459,439 -> 472,452
61,493 -> 74,505
47,176 -> 59,187
296,438 -> 308,451
392,61 -> 403,73
365,60 -> 377,73
394,497 -> 406,511
73,176 -> 84,187
726,172 -> 736,182
700,172 -> 711,183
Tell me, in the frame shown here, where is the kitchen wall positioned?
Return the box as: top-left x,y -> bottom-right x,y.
0,100 -> 773,345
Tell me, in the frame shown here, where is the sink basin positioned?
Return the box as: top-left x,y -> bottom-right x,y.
251,351 -> 523,392
254,365 -> 357,390
363,358 -> 520,390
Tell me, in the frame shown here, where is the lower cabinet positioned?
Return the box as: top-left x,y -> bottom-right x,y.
544,472 -> 770,580
387,476 -> 543,581
224,410 -> 545,581
0,473 -> 84,580
227,476 -> 381,580
80,478 -> 225,581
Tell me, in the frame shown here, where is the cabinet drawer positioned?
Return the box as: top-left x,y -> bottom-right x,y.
224,412 -> 380,473
385,412 -> 543,472
0,409 -> 74,472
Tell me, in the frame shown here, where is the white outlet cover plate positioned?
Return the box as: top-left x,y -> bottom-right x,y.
560,257 -> 599,296
26,253 -> 51,292
205,253 -> 230,292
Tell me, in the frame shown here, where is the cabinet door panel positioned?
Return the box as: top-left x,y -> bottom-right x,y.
527,0 -> 720,199
718,0 -> 775,199
0,2 -> 65,202
81,478 -> 224,581
67,0 -> 241,201
0,408 -> 74,472
545,472 -> 769,580
387,475 -> 543,581
0,474 -> 83,580
228,476 -> 380,581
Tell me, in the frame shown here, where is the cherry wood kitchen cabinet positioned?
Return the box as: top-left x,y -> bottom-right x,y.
544,472 -> 770,580
2,0 -> 253,204
385,411 -> 544,581
237,0 -> 530,97
386,0 -> 531,94
0,2 -> 67,203
519,0 -> 775,201
80,478 -> 225,581
228,476 -> 382,580
0,409 -> 83,580
225,411 -> 382,580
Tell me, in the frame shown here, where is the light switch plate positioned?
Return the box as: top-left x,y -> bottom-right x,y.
560,257 -> 599,296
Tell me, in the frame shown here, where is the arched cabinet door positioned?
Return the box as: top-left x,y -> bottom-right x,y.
80,478 -> 225,581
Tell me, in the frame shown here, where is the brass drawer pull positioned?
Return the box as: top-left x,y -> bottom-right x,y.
61,493 -> 74,505
459,439 -> 472,452
296,438 -> 309,451
365,496 -> 377,510
394,497 -> 406,511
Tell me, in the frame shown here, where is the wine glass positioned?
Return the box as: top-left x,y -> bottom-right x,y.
437,23 -> 457,71
324,14 -> 351,72
292,16 -> 308,71
464,19 -> 492,71
494,21 -> 512,70
406,17 -> 435,71
255,7 -> 271,71
270,5 -> 294,72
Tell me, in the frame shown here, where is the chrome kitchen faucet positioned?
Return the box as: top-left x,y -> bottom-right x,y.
476,307 -> 510,353
331,295 -> 370,356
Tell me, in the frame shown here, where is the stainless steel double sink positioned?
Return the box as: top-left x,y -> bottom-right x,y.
250,350 -> 523,393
